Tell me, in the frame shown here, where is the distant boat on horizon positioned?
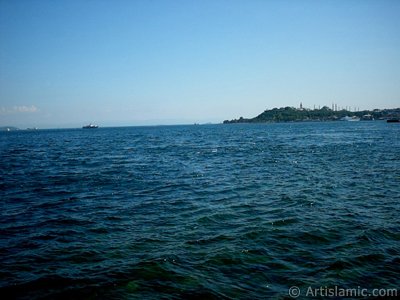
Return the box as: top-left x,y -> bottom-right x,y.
387,118 -> 399,123
340,116 -> 360,122
361,114 -> 374,121
82,123 -> 98,129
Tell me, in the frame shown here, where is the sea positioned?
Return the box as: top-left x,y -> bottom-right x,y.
1,122 -> 399,299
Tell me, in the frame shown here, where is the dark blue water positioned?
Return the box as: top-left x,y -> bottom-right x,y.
1,122 -> 399,299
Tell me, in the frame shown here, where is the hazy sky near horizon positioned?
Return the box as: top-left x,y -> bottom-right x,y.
1,0 -> 399,128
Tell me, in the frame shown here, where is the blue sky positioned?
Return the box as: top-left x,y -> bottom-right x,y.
1,0 -> 399,128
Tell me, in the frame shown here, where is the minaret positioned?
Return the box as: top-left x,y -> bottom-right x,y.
300,102 -> 303,110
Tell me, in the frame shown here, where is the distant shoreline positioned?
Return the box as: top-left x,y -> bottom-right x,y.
223,107 -> 400,124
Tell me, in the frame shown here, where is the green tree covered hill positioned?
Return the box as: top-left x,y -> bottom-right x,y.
224,106 -> 400,123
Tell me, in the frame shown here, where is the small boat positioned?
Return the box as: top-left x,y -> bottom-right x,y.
340,116 -> 360,121
361,114 -> 374,121
82,123 -> 98,129
387,118 -> 400,123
